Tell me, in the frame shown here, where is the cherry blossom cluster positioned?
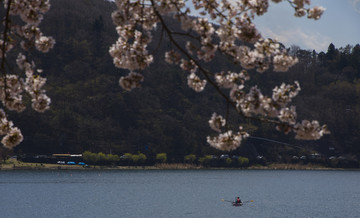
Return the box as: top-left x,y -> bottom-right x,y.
208,112 -> 226,133
207,127 -> 249,151
215,70 -> 249,89
0,0 -> 54,148
119,71 -> 144,92
110,0 -> 329,151
109,0 -> 159,90
17,53 -> 51,112
280,0 -> 325,20
216,73 -> 328,145
187,72 -> 207,92
0,109 -> 23,149
4,0 -> 55,52
294,120 -> 329,140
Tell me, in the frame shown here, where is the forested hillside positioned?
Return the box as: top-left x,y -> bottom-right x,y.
4,0 -> 359,163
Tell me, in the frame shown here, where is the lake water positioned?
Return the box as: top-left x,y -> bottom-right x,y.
0,170 -> 359,218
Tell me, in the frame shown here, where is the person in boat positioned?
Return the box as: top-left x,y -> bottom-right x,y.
235,197 -> 242,204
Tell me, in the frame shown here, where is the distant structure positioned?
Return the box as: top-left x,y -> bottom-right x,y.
20,154 -> 83,164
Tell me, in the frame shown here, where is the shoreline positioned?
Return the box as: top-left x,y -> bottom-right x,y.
1,162 -> 358,171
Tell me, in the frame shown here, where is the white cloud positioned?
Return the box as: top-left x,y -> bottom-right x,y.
259,26 -> 331,52
349,0 -> 360,13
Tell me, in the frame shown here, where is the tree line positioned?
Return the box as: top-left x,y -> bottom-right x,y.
82,151 -> 250,168
81,151 -> 357,168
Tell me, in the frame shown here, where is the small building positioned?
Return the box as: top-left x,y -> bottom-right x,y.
51,154 -> 83,163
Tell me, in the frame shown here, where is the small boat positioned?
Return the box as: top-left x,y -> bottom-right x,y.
232,202 -> 243,206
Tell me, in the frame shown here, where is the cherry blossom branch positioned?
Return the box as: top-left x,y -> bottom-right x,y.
151,0 -> 234,104
0,0 -> 55,149
109,0 -> 329,151
151,1 -> 287,125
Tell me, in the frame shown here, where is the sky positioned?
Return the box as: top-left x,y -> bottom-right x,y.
253,0 -> 360,52
113,0 -> 360,52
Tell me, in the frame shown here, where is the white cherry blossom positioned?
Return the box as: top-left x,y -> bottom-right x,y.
187,72 -> 207,92
207,127 -> 249,151
119,72 -> 144,92
294,120 -> 330,140
208,113 -> 226,133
